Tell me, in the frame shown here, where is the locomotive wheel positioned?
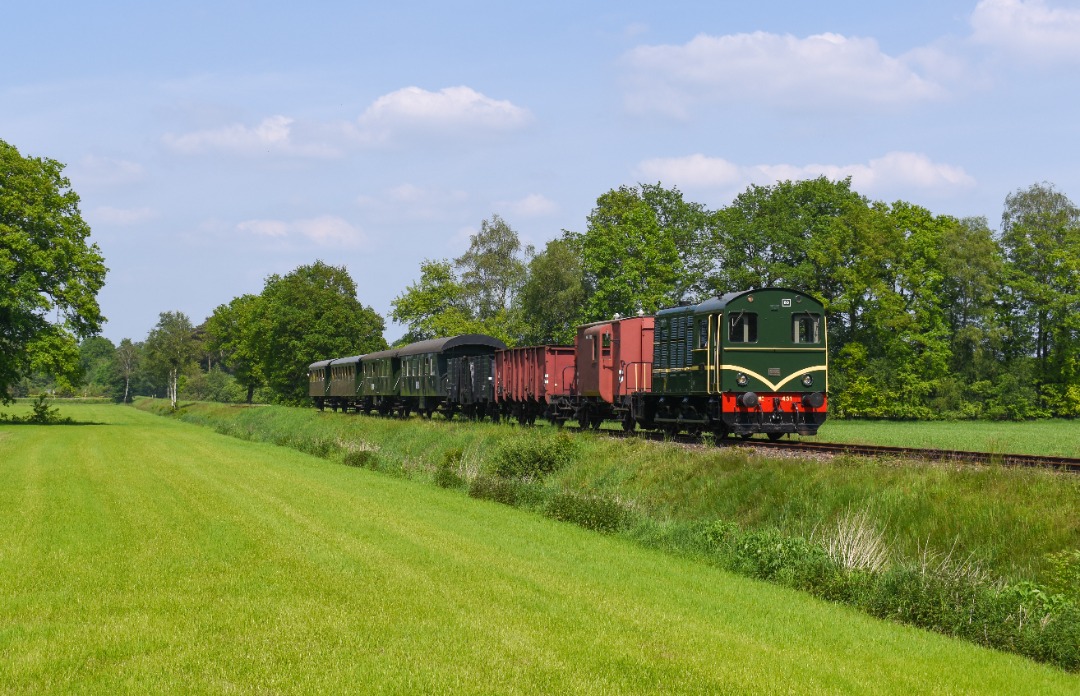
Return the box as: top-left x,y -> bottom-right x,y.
663,424 -> 679,438
740,433 -> 753,440
768,432 -> 784,441
590,416 -> 603,430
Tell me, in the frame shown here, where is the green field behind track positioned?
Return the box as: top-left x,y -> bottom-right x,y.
809,419 -> 1080,457
2,403 -> 1078,693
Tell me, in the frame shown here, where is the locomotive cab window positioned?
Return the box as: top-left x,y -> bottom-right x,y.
728,312 -> 757,343
792,313 -> 821,344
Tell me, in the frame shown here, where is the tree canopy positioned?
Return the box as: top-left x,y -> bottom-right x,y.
0,138 -> 107,402
391,216 -> 528,345
256,261 -> 387,403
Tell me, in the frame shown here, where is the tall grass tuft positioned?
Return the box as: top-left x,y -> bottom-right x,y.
822,509 -> 891,573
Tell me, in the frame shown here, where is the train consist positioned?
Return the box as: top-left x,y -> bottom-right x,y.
308,288 -> 828,439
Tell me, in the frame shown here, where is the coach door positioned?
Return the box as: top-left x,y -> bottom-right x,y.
707,313 -> 723,394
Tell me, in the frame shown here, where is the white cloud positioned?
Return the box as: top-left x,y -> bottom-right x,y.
73,156 -> 146,187
236,219 -> 289,237
89,206 -> 158,226
636,152 -> 975,197
164,115 -> 339,157
355,183 -> 470,222
495,193 -> 558,217
237,215 -> 365,247
623,32 -> 944,116
352,86 -> 531,145
970,0 -> 1080,63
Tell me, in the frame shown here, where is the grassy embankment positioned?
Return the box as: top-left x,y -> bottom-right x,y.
127,399 -> 1080,671
4,402 -> 1076,693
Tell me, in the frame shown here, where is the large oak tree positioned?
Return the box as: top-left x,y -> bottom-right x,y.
0,139 -> 107,402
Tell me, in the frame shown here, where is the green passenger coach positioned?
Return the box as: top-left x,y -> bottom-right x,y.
633,288 -> 828,439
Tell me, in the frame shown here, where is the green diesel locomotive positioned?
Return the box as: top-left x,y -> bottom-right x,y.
632,288 -> 827,439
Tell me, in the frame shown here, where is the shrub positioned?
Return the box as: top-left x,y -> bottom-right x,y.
543,491 -> 626,533
1044,549 -> 1080,601
343,450 -> 379,469
434,448 -> 465,489
489,431 -> 577,479
733,528 -> 834,588
468,475 -> 523,506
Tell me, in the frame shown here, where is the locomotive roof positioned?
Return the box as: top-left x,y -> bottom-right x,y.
657,288 -> 821,315
396,333 -> 507,357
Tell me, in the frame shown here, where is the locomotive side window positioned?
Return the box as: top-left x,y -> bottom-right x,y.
728,312 -> 757,343
697,319 -> 708,349
792,313 -> 821,344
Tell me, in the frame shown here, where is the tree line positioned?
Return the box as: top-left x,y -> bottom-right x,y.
388,179 -> 1080,420
4,135 -> 1079,419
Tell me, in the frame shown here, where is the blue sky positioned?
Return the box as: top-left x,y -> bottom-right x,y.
4,1 -> 1080,344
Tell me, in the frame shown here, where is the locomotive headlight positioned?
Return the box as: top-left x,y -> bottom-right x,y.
736,373 -> 749,387
802,374 -> 814,387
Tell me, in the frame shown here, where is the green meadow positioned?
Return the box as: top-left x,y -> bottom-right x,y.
2,403 -> 1077,693
810,418 -> 1080,457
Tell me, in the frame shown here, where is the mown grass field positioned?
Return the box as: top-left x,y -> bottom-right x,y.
2,403 -> 1077,693
129,399 -> 1080,583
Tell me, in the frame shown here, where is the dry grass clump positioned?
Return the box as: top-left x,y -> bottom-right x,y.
822,509 -> 891,573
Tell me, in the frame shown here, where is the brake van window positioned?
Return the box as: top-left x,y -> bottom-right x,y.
728,312 -> 757,343
792,313 -> 821,344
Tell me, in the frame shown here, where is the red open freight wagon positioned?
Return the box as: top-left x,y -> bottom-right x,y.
494,345 -> 576,424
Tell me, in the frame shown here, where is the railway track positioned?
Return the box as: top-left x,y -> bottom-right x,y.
615,429 -> 1080,472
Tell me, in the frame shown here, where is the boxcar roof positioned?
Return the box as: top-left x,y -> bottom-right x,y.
396,334 -> 507,357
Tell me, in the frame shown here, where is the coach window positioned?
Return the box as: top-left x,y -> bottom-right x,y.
792,313 -> 821,344
729,312 -> 757,343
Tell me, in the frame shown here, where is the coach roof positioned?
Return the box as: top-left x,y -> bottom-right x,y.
396,334 -> 507,357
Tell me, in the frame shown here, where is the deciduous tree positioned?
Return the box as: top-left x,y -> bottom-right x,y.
0,138 -> 107,402
578,185 -> 681,320
999,182 -> 1080,414
257,261 -> 387,403
455,214 -> 527,321
204,294 -> 265,403
112,338 -> 140,403
145,311 -> 197,409
516,237 -> 586,345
